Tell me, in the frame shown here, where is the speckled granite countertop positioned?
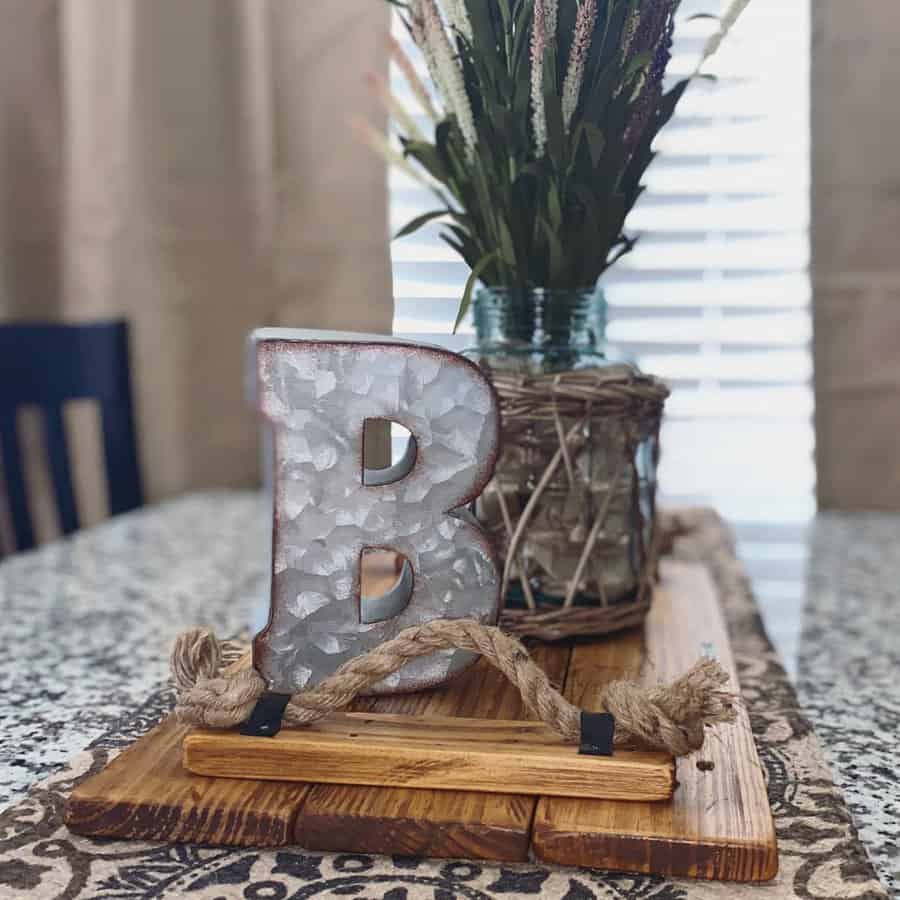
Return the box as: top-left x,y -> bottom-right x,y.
0,493 -> 897,894
797,513 -> 900,898
0,493 -> 270,810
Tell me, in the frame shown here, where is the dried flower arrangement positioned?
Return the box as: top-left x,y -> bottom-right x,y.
362,0 -> 751,326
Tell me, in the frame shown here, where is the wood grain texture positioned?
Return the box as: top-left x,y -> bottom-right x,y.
65,716 -> 309,845
530,559 -> 779,881
184,710 -> 674,801
292,642 -> 571,861
63,556 -> 778,881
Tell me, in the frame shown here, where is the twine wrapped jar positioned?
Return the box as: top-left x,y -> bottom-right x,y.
465,286 -> 669,640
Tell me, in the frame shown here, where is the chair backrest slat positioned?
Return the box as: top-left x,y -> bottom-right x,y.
0,321 -> 143,553
43,404 -> 80,535
0,411 -> 35,550
100,397 -> 143,516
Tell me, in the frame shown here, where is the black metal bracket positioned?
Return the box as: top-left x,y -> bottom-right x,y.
579,711 -> 616,756
240,692 -> 293,738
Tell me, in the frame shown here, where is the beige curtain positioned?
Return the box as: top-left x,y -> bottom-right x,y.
0,0 -> 392,538
813,1 -> 900,509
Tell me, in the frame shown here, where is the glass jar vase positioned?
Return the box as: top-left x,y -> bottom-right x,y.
465,286 -> 667,634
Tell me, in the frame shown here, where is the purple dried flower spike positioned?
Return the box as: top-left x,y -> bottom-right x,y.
624,3 -> 676,155
627,0 -> 673,60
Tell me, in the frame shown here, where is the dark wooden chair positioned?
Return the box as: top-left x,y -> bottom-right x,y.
0,321 -> 143,552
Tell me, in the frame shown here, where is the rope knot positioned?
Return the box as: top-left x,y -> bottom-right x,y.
602,657 -> 736,756
170,628 -> 222,691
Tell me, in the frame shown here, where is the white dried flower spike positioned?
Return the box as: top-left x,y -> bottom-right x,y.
419,0 -> 478,159
443,0 -> 473,43
390,34 -> 440,123
531,0 -> 560,154
562,0 -> 598,132
408,0 -> 450,118
530,0 -> 549,156
694,0 -> 752,75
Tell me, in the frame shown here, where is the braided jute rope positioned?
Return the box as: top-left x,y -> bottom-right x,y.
172,618 -> 736,757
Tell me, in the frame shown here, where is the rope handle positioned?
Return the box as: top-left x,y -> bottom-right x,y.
171,618 -> 736,758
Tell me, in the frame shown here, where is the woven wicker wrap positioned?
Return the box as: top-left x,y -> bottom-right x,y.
480,364 -> 670,641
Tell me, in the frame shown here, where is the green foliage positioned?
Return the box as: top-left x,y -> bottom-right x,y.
394,0 -> 693,296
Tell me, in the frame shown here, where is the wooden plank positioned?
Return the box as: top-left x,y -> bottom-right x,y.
183,711 -> 674,801
530,559 -> 779,882
292,558 -> 571,862
65,716 -> 309,845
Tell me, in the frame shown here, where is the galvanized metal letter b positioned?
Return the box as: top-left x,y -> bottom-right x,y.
252,329 -> 501,695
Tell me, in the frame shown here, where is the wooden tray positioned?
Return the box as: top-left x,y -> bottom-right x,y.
65,559 -> 778,881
